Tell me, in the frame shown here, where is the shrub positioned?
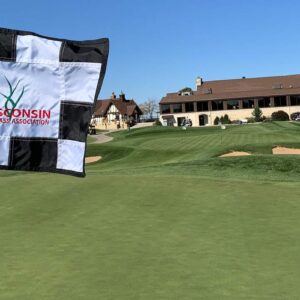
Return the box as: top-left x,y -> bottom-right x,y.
153,119 -> 162,126
223,114 -> 231,124
214,116 -> 220,125
246,117 -> 256,123
252,107 -> 263,122
291,112 -> 300,121
262,117 -> 273,123
271,110 -> 289,121
218,114 -> 231,125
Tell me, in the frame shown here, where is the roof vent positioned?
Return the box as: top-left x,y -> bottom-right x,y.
272,83 -> 283,89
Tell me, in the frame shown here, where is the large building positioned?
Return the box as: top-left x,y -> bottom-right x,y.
159,75 -> 300,126
94,92 -> 142,129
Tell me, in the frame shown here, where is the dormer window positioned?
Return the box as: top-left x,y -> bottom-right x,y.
178,87 -> 193,96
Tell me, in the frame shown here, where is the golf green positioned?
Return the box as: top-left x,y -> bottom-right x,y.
1,121 -> 300,299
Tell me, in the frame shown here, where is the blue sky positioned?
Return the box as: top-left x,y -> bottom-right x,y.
1,0 -> 300,103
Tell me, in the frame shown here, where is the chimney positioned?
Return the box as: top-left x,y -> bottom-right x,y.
196,76 -> 203,89
111,92 -> 116,99
119,92 -> 126,101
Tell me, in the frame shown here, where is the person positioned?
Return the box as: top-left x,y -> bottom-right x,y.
88,118 -> 96,135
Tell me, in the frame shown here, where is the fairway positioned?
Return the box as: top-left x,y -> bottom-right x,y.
1,122 -> 300,299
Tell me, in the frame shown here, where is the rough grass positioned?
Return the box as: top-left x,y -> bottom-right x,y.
1,121 -> 300,300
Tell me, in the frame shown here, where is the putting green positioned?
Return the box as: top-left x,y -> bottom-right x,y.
1,121 -> 300,299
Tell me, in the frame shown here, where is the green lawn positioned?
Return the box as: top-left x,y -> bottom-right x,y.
1,122 -> 300,299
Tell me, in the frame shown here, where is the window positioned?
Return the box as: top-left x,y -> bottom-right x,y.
242,99 -> 255,109
212,100 -> 224,111
290,95 -> 300,106
185,102 -> 194,112
181,91 -> 191,96
274,96 -> 287,107
258,97 -> 271,108
196,101 -> 208,112
161,104 -> 170,114
173,103 -> 182,113
227,100 -> 239,110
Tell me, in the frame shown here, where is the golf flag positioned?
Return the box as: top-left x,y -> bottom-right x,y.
0,27 -> 108,177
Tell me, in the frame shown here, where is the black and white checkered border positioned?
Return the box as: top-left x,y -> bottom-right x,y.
0,27 -> 109,177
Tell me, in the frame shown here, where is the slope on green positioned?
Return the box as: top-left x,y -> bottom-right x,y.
1,122 -> 300,300
87,121 -> 300,181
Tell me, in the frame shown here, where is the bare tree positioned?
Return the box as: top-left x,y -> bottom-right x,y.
140,99 -> 158,119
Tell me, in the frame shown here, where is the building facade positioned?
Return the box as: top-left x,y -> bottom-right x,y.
159,75 -> 300,126
94,92 -> 143,129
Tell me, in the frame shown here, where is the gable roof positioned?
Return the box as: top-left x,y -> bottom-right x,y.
94,99 -> 111,116
160,74 -> 300,104
94,95 -> 142,116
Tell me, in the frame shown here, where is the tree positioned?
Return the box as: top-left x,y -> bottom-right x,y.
140,99 -> 158,119
252,107 -> 263,122
179,87 -> 192,93
178,87 -> 193,96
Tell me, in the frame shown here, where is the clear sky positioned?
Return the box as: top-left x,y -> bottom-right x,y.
1,0 -> 300,103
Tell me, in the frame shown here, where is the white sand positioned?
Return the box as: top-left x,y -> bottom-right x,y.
85,156 -> 102,164
220,151 -> 252,157
272,147 -> 300,155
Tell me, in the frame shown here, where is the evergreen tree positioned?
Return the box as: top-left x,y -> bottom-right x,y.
252,107 -> 263,122
214,116 -> 220,125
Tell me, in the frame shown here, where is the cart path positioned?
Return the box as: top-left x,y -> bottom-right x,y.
90,132 -> 114,144
90,124 -> 154,144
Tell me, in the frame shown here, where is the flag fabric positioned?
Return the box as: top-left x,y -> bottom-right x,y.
0,27 -> 109,177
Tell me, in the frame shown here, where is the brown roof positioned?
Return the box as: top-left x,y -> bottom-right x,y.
94,99 -> 111,116
94,95 -> 142,116
160,74 -> 300,104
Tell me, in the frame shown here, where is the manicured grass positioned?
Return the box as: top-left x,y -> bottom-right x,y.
86,135 -> 97,144
87,121 -> 300,181
1,122 -> 300,299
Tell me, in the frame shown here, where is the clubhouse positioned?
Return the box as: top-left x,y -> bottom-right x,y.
94,92 -> 142,129
159,74 -> 300,126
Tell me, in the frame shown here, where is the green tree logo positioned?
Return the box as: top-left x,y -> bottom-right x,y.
0,76 -> 25,119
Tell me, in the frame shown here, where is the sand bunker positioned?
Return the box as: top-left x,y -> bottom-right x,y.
220,151 -> 252,157
220,147 -> 300,157
85,156 -> 102,164
272,147 -> 300,155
